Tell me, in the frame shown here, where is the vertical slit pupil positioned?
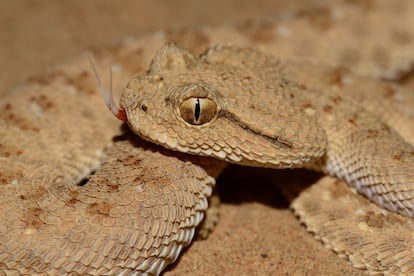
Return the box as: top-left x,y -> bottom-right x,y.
194,98 -> 201,121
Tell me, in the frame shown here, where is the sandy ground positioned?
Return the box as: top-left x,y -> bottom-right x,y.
0,1 -> 364,275
0,0 -> 333,90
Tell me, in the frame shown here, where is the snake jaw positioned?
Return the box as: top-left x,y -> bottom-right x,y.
88,56 -> 128,122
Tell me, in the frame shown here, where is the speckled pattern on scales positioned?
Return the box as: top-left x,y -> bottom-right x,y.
1,0 -> 414,275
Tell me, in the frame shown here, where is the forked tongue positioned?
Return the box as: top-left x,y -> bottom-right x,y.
88,56 -> 127,122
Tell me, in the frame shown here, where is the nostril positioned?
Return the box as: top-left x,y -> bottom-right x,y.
141,104 -> 148,112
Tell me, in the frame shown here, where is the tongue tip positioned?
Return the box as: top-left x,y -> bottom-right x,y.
114,108 -> 128,122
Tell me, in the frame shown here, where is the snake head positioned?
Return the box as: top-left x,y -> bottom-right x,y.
119,43 -> 327,168
89,56 -> 128,122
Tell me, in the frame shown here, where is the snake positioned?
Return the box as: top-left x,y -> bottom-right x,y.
1,1 -> 414,275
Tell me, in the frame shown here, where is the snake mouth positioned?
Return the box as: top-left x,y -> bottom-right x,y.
219,109 -> 294,150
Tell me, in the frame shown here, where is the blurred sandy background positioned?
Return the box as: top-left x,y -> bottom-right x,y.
0,0 -> 335,90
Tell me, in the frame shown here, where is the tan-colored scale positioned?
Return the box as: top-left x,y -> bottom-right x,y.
2,1 -> 414,275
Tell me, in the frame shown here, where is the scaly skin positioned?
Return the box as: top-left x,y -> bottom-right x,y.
121,43 -> 414,218
1,1 -> 414,275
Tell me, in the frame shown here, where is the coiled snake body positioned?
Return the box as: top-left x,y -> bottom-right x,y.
2,2 -> 414,274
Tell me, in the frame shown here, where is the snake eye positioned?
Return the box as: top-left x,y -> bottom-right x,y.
179,97 -> 217,125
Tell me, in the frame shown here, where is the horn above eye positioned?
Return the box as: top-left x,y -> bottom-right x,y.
179,97 -> 217,125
